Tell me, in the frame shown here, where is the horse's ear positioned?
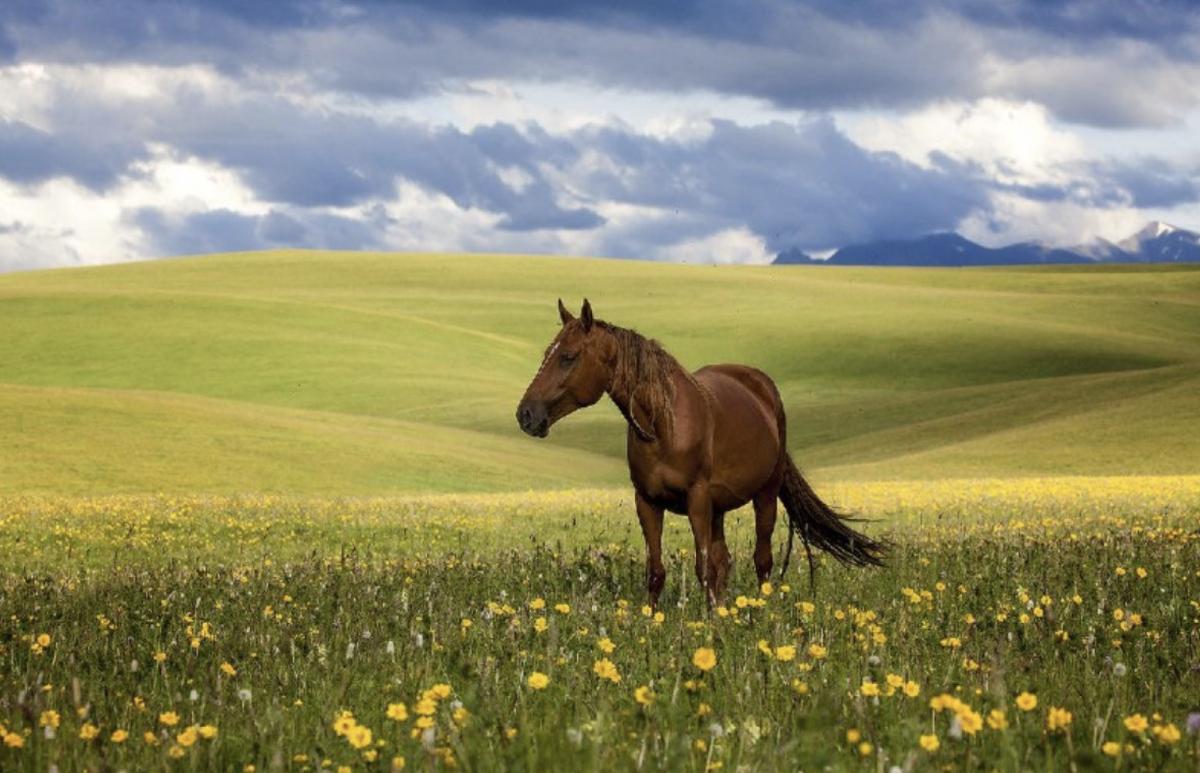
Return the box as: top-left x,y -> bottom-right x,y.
581,299 -> 594,332
558,298 -> 575,326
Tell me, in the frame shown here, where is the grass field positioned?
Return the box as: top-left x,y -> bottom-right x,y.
3,252 -> 1200,492
2,253 -> 1200,771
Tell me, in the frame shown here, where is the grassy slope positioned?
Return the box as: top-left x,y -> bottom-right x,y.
2,252 -> 1198,494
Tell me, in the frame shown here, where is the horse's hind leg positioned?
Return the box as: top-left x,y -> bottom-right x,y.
752,487 -> 779,586
709,511 -> 732,603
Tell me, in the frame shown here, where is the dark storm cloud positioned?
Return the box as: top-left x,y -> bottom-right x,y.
10,0 -> 1199,125
0,118 -> 148,191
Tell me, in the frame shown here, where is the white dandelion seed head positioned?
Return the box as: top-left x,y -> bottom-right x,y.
948,716 -> 963,740
422,727 -> 437,750
708,722 -> 725,738
189,690 -> 199,702
867,655 -> 882,667
566,727 -> 583,746
237,689 -> 252,703
1113,662 -> 1127,677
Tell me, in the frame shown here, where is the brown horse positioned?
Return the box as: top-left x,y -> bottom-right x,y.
516,299 -> 885,607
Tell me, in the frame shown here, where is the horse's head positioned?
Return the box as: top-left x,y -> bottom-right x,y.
517,299 -> 614,438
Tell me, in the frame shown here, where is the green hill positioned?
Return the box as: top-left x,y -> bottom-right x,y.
2,252 -> 1198,494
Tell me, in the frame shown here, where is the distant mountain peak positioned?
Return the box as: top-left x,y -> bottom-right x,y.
774,221 -> 1200,267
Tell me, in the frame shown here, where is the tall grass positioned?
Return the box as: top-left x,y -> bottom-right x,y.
3,479 -> 1198,772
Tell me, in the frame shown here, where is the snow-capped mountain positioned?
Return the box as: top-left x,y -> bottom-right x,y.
774,222 -> 1200,267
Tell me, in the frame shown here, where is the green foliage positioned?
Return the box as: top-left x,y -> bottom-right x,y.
1,486 -> 1198,772
3,253 -> 1200,493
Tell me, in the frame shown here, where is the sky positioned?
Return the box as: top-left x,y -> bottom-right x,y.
2,0 -> 1200,272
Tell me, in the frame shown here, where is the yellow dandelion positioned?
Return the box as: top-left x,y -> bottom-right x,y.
634,686 -> 655,706
774,645 -> 797,662
807,643 -> 827,660
527,672 -> 550,690
79,723 -> 100,740
860,681 -> 881,698
692,647 -> 717,672
1047,707 -> 1072,733
159,711 -> 180,727
110,729 -> 129,743
198,725 -> 218,740
1102,741 -> 1121,757
903,681 -> 921,698
919,734 -> 940,752
386,703 -> 409,721
220,662 -> 237,677
1015,692 -> 1038,712
1124,714 -> 1149,734
987,709 -> 1009,730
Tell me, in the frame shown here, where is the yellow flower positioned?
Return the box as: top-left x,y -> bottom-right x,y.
903,681 -> 921,698
860,681 -> 881,698
846,728 -> 861,744
37,633 -> 52,648
40,710 -> 61,728
807,643 -> 827,660
1102,741 -> 1122,757
529,598 -> 546,610
858,741 -> 873,757
198,725 -> 218,740
154,652 -> 168,663
391,756 -> 406,771
958,708 -> 984,736
168,744 -> 186,759
427,684 -> 452,701
414,698 -> 437,716
919,734 -> 940,752
774,645 -> 797,662
634,686 -> 655,706
554,603 -> 571,614
1047,707 -> 1072,733
1124,714 -> 1149,734
593,658 -> 622,683
333,711 -> 357,735
692,647 -> 717,672
220,662 -> 237,677
1015,692 -> 1038,712
79,723 -> 100,740
527,672 -> 550,690
534,617 -> 548,633
3,731 -> 25,748
177,726 -> 199,748
886,674 -> 905,689
598,637 -> 616,654
346,724 -> 373,750
159,711 -> 180,727
1153,724 -> 1181,744
110,729 -> 129,743
387,703 -> 409,721
987,709 -> 1009,730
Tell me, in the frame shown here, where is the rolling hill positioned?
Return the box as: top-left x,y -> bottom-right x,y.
2,252 -> 1199,494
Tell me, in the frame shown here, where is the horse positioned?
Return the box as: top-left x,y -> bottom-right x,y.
516,299 -> 885,608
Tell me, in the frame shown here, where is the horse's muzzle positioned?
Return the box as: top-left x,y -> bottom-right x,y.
517,399 -> 551,438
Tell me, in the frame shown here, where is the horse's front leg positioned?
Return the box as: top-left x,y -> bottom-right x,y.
686,483 -> 718,609
634,492 -> 667,609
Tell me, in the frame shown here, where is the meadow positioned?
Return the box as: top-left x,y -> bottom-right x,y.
2,254 -> 1200,771
2,479 -> 1199,772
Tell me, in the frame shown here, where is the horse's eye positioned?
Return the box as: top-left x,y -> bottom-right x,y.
560,352 -> 577,365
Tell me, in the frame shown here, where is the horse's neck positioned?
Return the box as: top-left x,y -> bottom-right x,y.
606,348 -> 681,443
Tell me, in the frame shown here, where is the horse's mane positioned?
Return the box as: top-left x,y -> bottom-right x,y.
600,321 -> 696,436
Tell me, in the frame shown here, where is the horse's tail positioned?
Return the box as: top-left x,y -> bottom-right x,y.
778,453 -> 886,583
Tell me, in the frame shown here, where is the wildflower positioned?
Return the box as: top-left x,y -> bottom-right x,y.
860,681 -> 881,698
110,729 -> 129,743
392,756 -> 407,771
387,703 -> 409,721
220,662 -> 237,677
177,726 -> 199,747
958,708 -> 984,736
346,725 -> 373,749
593,658 -> 622,683
1015,692 -> 1038,712
168,744 -> 186,759
903,681 -> 921,698
428,684 -> 452,700
807,643 -> 827,660
333,711 -> 357,736
80,723 -> 100,740
1124,714 -> 1149,734
527,672 -> 550,690
598,637 -> 616,654
529,598 -> 546,610
846,729 -> 861,744
37,633 -> 52,648
919,734 -> 940,752
40,710 -> 61,729
1187,713 -> 1200,735
692,647 -> 717,672
555,603 -> 571,614
1153,724 -> 1181,744
143,731 -> 159,745
1046,707 -> 1072,733
237,689 -> 252,703
3,731 -> 25,748
198,725 -> 218,740
634,686 -> 655,706
774,645 -> 797,662
1112,662 -> 1127,677
534,617 -> 548,633
1101,741 -> 1121,757
987,709 -> 1008,730
154,652 -> 167,663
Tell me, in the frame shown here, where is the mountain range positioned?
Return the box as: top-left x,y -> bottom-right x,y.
774,222 -> 1200,267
